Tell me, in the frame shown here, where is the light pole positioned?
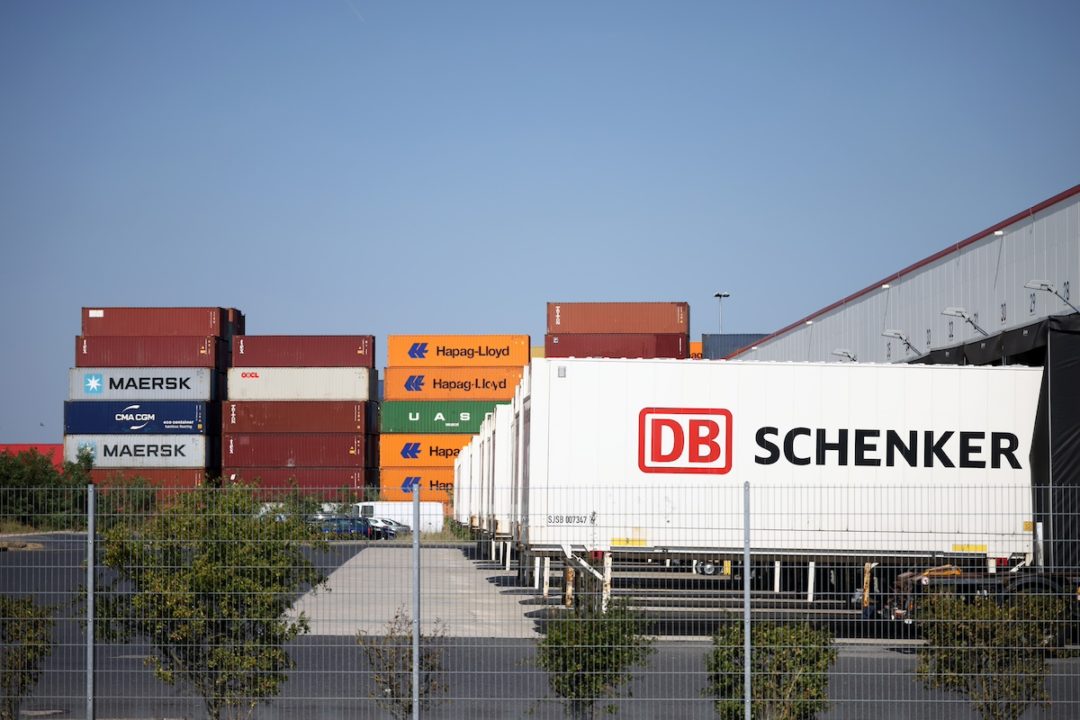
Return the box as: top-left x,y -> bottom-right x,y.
1025,280 -> 1080,314
941,306 -> 989,337
713,292 -> 730,334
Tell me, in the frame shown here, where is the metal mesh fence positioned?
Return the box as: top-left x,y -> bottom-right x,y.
2,482 -> 1077,719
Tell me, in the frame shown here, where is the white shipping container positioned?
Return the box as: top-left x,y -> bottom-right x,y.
519,358 -> 1042,559
68,368 -> 215,401
65,434 -> 209,468
454,444 -> 471,526
489,404 -> 514,535
226,367 -> 377,401
349,501 -> 444,533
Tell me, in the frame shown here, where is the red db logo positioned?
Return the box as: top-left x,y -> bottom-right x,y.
638,407 -> 732,474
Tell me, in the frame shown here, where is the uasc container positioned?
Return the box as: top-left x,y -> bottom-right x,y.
68,368 -> 220,401
65,401 -> 212,435
76,336 -> 226,369
232,335 -> 375,368
545,333 -> 689,359
226,367 -> 377,401
222,401 -> 373,434
378,434 -> 474,467
81,307 -> 244,338
222,433 -> 371,467
546,302 -> 689,334
65,435 -> 210,468
383,367 -> 522,401
387,335 -> 529,368
379,400 -> 505,434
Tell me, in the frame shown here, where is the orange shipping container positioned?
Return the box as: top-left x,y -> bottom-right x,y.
387,335 -> 530,368
690,341 -> 703,359
383,367 -> 523,401
379,434 -> 473,467
379,467 -> 454,504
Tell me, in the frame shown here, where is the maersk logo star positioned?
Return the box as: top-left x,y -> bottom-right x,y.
84,373 -> 104,395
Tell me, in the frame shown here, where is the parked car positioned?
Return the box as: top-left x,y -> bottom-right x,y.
368,517 -> 403,539
374,517 -> 411,535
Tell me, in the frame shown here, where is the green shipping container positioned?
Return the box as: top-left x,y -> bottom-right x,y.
379,401 -> 507,434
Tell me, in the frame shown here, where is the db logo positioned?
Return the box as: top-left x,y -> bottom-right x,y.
240,372 -> 260,379
638,407 -> 732,474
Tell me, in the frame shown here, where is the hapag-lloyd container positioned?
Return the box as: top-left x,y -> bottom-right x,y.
68,368 -> 220,401
65,435 -> 210,468
76,336 -> 226,368
379,467 -> 454,504
222,401 -> 373,433
223,467 -> 372,491
232,336 -> 375,368
65,401 -> 211,434
546,302 -> 690,334
378,434 -> 474,467
545,333 -> 689,359
89,468 -> 208,487
226,368 -> 377,401
81,307 -> 245,338
222,433 -> 371,467
379,400 -> 505,434
383,367 -> 522,401
387,335 -> 530,367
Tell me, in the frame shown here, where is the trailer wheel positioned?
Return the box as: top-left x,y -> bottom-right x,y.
699,561 -> 718,576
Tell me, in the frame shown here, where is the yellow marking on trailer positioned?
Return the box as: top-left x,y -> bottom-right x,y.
1023,521 -> 1034,532
611,538 -> 646,547
951,544 -> 988,553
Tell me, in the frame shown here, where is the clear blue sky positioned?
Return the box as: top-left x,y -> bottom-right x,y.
2,2 -> 1078,443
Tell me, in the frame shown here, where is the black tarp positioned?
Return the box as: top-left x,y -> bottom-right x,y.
1040,328 -> 1080,570
915,314 -> 1080,367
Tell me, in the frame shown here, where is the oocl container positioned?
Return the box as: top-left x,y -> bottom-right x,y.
378,434 -> 473,467
546,302 -> 689,334
545,333 -> 689,359
379,400 -> 504,434
64,401 -> 211,434
65,435 -> 210,468
379,467 -> 454,504
68,368 -> 220,401
387,335 -> 529,368
232,336 -> 375,368
76,336 -> 226,368
382,367 -> 522,401
222,401 -> 373,434
226,368 -> 377,401
81,307 -> 244,338
222,433 -> 370,467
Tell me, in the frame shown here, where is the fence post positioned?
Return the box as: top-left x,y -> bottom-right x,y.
86,481 -> 96,720
412,485 -> 420,720
743,480 -> 751,720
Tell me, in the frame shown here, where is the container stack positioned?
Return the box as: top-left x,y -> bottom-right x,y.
544,301 -> 691,358
222,336 -> 379,498
64,307 -> 243,486
380,335 -> 529,512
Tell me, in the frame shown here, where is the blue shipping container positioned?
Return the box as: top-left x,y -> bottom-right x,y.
64,401 -> 212,435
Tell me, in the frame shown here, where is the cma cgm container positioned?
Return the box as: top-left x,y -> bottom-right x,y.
545,333 -> 689,359
65,401 -> 211,434
76,336 -> 226,369
69,368 -> 220,401
383,367 -> 522,401
518,358 -> 1042,560
81,307 -> 244,338
222,433 -> 370,467
226,368 -> 377,401
546,302 -> 689,334
380,400 -> 505,434
378,434 -> 473,467
65,435 -> 211,468
232,336 -> 375,368
222,401 -> 373,434
223,467 -> 372,491
387,335 -> 530,367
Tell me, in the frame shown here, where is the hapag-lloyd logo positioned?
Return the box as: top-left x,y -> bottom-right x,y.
638,407 -> 732,474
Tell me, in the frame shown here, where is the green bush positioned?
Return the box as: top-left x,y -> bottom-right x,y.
356,607 -> 448,720
0,595 -> 55,720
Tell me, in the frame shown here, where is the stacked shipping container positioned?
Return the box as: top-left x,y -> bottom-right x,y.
380,335 -> 528,510
222,336 -> 378,496
543,301 -> 691,359
64,307 -> 244,486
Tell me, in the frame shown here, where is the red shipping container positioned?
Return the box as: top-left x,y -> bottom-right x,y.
546,302 -> 690,334
81,307 -> 244,338
222,401 -> 374,434
545,333 -> 689,359
223,467 -> 374,492
76,336 -> 226,368
222,433 -> 371,467
231,335 -> 375,368
0,444 -> 64,469
89,468 -> 207,487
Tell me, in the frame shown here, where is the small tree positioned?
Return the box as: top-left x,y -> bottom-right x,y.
98,484 -> 327,720
356,606 -> 448,719
0,595 -> 55,720
703,621 -> 836,720
537,597 -> 655,719
916,591 -> 1067,720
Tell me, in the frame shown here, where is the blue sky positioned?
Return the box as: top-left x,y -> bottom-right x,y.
2,2 -> 1078,442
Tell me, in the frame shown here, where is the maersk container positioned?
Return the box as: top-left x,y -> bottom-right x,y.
383,367 -> 521,401
81,307 -> 244,338
380,400 -> 505,434
231,335 -> 375,368
222,433 -> 371,468
222,401 -> 373,434
65,401 -> 212,434
226,367 -> 377,401
545,333 -> 689,359
546,302 -> 689,334
386,335 -> 530,368
68,368 -> 219,401
223,467 -> 372,491
65,435 -> 210,468
76,336 -> 226,368
516,358 -> 1042,558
